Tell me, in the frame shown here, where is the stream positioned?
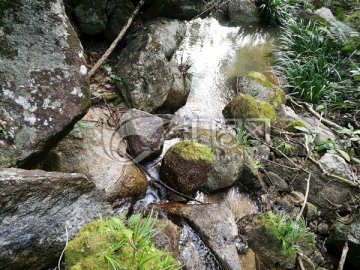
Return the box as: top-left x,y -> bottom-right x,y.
135,17 -> 278,269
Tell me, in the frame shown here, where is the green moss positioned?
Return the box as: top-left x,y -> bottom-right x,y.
65,214 -> 181,270
223,94 -> 277,123
170,140 -> 214,164
285,120 -> 306,133
245,72 -> 286,107
246,71 -> 277,89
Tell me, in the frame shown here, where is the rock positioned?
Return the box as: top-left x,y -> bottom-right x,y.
160,140 -> 214,196
241,213 -> 317,269
223,94 -> 277,123
279,105 -> 337,144
317,222 -> 329,236
305,203 -> 318,220
155,203 -> 241,270
327,215 -> 360,269
289,191 -> 305,205
104,0 -> 135,40
235,72 -> 286,108
227,0 -> 260,25
0,0 -> 90,168
0,168 -> 112,270
115,25 -> 187,112
152,220 -> 182,258
319,153 -> 355,181
42,108 -> 147,202
144,0 -> 208,20
73,0 -> 108,35
120,109 -> 165,162
266,171 -> 288,192
238,152 -> 266,193
146,18 -> 187,60
205,145 -> 245,192
268,158 -> 358,221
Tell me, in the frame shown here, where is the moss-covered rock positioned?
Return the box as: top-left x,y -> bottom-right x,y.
241,213 -> 318,269
235,71 -> 286,108
65,214 -> 181,270
160,140 -> 214,196
222,94 -> 277,123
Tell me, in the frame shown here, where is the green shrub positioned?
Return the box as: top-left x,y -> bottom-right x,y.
65,212 -> 181,270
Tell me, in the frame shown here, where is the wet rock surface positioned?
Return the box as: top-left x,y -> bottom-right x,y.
227,0 -> 260,25
0,0 -> 90,168
0,168 -> 112,270
42,108 -> 147,202
156,203 -> 241,270
120,109 -> 165,162
115,19 -> 187,112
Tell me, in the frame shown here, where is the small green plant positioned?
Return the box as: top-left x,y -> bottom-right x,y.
262,212 -> 314,256
236,124 -> 249,147
103,64 -> 121,84
65,211 -> 181,270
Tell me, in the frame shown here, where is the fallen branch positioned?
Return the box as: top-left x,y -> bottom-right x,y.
87,0 -> 145,78
296,173 -> 311,222
337,241 -> 349,270
288,97 -> 342,131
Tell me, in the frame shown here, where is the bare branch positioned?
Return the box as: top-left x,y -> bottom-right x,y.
87,0 -> 145,78
337,241 -> 349,270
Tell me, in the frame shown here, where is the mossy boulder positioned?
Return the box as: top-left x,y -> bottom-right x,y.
65,214 -> 181,270
160,140 -> 214,196
222,94 -> 277,123
241,213 -> 319,269
235,71 -> 286,108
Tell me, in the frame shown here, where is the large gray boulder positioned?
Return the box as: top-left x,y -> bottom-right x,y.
227,0 -> 260,25
156,203 -> 241,270
115,19 -> 187,112
0,168 -> 112,270
0,0 -> 90,168
42,108 -> 148,202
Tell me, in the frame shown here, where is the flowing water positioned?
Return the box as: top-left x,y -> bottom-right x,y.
139,17 -> 277,269
172,17 -> 277,127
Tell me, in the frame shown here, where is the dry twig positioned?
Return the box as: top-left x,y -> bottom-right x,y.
296,173 -> 311,222
337,241 -> 349,270
57,226 -> 69,270
88,0 -> 145,78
